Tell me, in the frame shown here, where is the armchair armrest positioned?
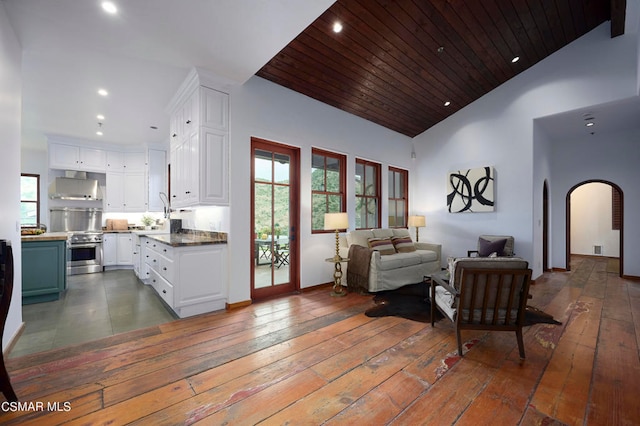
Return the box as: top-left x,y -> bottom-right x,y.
415,242 -> 441,261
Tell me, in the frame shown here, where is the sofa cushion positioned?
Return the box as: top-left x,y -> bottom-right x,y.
368,238 -> 396,255
347,230 -> 374,248
415,249 -> 438,262
377,251 -> 422,270
391,236 -> 416,253
478,237 -> 507,257
372,229 -> 395,239
392,228 -> 411,238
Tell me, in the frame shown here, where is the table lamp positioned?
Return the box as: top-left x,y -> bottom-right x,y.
324,212 -> 349,261
408,215 -> 426,242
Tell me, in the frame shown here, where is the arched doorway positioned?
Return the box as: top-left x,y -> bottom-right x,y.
565,180 -> 623,277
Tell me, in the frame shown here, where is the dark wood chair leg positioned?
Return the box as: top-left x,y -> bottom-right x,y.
0,356 -> 17,402
456,329 -> 463,356
516,328 -> 526,359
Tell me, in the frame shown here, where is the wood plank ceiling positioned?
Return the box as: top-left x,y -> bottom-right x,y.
256,0 -> 623,137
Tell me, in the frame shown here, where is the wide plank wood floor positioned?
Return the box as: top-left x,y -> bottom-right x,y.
2,256 -> 639,425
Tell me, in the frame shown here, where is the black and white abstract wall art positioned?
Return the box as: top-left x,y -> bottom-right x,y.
447,166 -> 495,213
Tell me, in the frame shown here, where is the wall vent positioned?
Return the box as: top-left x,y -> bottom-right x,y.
593,245 -> 603,255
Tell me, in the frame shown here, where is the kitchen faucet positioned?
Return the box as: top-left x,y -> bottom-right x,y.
159,192 -> 171,219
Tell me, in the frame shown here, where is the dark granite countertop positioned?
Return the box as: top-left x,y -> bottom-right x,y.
144,231 -> 227,247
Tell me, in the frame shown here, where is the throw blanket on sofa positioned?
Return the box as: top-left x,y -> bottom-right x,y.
347,245 -> 373,293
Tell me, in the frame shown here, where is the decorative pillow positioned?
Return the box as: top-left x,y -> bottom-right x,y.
391,236 -> 416,253
367,237 -> 396,255
478,238 -> 507,257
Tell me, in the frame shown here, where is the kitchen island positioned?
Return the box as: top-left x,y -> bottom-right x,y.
137,231 -> 228,318
21,232 -> 68,304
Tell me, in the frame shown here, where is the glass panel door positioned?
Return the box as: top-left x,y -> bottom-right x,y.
251,138 -> 299,299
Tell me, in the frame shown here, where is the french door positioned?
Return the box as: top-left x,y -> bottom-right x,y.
251,138 -> 299,299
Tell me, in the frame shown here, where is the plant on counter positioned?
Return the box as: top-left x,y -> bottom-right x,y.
141,215 -> 155,228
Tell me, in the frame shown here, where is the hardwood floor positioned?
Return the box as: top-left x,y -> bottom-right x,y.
2,256 -> 639,425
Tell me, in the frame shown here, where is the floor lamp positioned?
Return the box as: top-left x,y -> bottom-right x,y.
324,212 -> 349,296
408,215 -> 426,242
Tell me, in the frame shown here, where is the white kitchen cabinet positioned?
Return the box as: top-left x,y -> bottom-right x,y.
102,233 -> 117,266
143,238 -> 227,318
116,233 -> 133,264
148,149 -> 167,212
49,142 -> 107,172
105,172 -> 124,211
106,151 -> 125,171
168,71 -> 229,208
125,151 -> 147,172
103,233 -> 133,268
105,171 -> 147,212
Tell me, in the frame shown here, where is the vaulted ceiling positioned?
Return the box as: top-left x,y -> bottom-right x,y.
257,0 -> 625,137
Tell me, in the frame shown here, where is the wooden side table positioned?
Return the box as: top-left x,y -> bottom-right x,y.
325,257 -> 349,297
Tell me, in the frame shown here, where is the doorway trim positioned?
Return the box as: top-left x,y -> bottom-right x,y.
565,180 -> 623,277
250,137 -> 300,300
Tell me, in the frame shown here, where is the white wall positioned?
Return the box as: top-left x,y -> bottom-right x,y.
412,22 -> 639,279
0,3 -> 23,350
570,182 -> 620,257
227,76 -> 414,303
551,128 -> 639,272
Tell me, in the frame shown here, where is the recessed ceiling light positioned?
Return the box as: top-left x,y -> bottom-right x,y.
511,56 -> 520,63
444,101 -> 451,107
586,122 -> 595,127
97,114 -> 105,120
96,131 -> 103,136
101,2 -> 118,14
98,88 -> 108,96
333,22 -> 343,33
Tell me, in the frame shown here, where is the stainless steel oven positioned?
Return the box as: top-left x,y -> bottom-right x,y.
50,208 -> 104,275
67,232 -> 103,275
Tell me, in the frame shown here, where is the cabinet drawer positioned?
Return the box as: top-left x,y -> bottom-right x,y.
159,256 -> 174,282
145,250 -> 159,270
149,269 -> 174,307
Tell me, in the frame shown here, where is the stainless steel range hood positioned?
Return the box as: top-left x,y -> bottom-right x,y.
48,171 -> 103,201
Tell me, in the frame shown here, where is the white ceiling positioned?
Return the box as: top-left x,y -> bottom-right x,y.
536,96 -> 640,141
4,0 -> 335,149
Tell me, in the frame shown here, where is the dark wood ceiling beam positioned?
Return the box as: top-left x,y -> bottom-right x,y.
338,0 -> 480,102
302,17 -> 448,122
256,0 -> 612,137
286,36 -> 439,127
414,0 -> 503,89
258,66 -> 427,136
610,0 -> 626,37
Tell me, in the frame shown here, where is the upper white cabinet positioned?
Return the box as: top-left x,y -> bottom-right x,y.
49,143 -> 107,172
168,69 -> 229,208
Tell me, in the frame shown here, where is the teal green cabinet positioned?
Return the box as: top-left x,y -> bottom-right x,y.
22,240 -> 67,304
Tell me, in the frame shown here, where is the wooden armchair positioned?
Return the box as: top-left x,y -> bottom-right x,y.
431,263 -> 532,358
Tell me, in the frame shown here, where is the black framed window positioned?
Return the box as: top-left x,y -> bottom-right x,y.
388,167 -> 408,228
20,173 -> 40,227
311,148 -> 346,233
355,158 -> 381,229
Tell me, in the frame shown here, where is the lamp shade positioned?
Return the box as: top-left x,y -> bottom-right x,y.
324,212 -> 348,230
408,215 -> 426,227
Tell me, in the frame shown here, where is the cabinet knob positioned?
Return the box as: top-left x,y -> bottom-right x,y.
172,133 -> 177,138
163,267 -> 167,271
186,119 -> 191,124
162,289 -> 167,294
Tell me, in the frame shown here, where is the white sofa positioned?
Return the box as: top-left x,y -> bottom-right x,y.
339,228 -> 441,293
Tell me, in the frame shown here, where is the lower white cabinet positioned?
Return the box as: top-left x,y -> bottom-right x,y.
103,233 -> 133,268
141,237 -> 227,318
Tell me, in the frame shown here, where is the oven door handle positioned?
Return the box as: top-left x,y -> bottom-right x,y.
68,243 -> 100,249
